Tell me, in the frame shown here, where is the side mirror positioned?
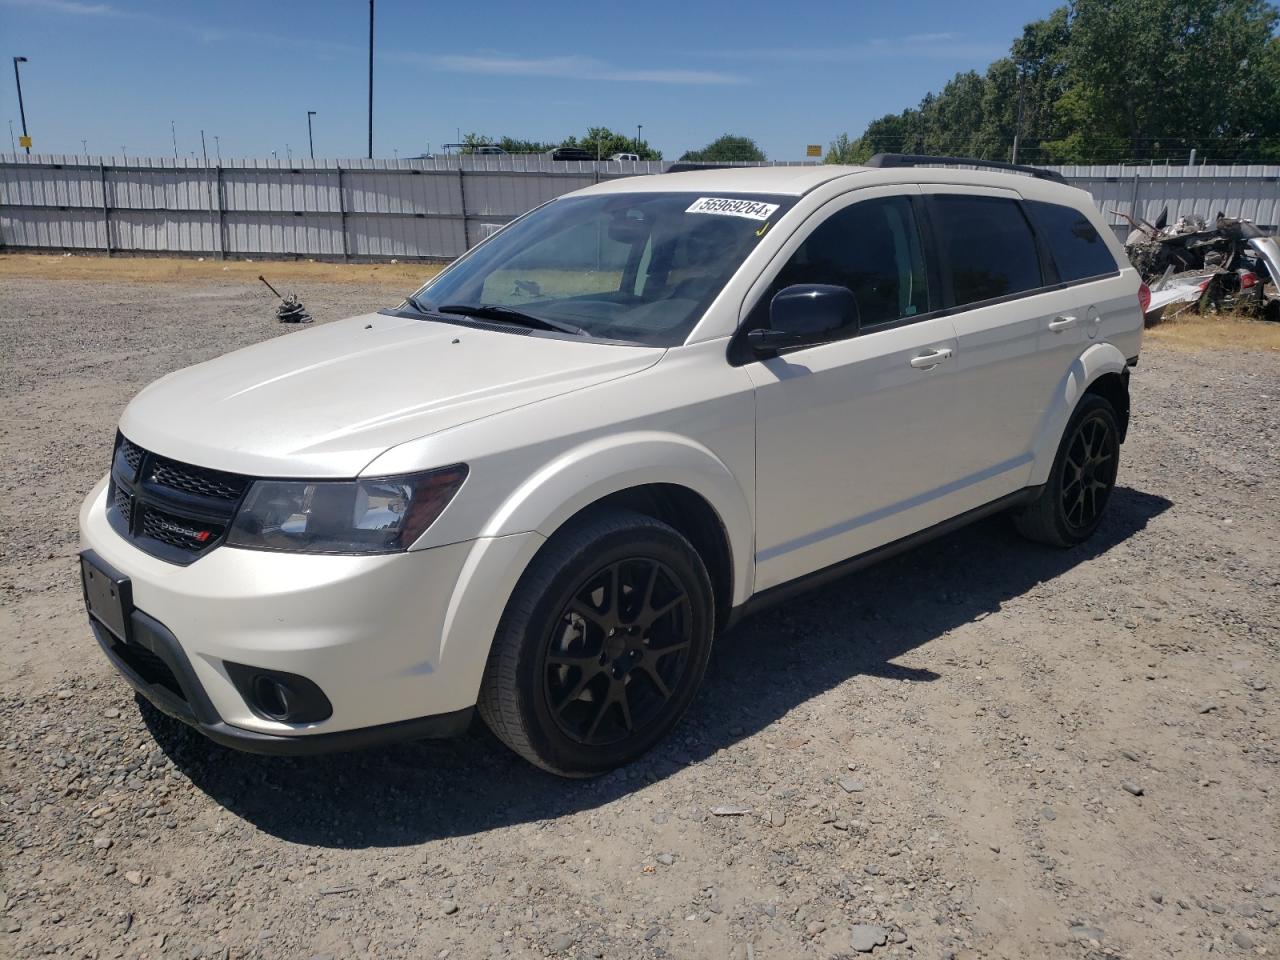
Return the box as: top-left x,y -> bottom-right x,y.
748,284 -> 860,353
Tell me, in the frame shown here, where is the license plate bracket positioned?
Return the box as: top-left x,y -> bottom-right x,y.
80,553 -> 134,644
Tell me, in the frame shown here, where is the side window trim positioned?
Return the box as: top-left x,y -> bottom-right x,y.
1021,197 -> 1123,286
728,187 -> 943,366
922,190 -> 1107,316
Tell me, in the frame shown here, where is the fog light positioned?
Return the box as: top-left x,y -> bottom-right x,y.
224,662 -> 332,723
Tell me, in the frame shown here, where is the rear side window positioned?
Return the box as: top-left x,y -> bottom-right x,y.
930,195 -> 1042,306
764,195 -> 930,327
1026,200 -> 1118,282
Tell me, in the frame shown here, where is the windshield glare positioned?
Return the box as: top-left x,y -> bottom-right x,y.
408,192 -> 794,346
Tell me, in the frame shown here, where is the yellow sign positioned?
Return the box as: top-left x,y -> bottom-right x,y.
18,135 -> 32,149
806,144 -> 822,157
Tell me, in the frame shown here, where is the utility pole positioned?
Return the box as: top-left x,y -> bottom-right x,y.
636,123 -> 642,155
13,57 -> 30,154
80,138 -> 87,154
213,135 -> 221,163
286,143 -> 293,163
170,120 -> 178,159
8,119 -> 14,152
200,129 -> 208,164
307,110 -> 317,159
1010,68 -> 1026,165
367,0 -> 375,158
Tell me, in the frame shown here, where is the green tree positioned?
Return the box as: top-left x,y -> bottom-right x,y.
561,127 -> 661,160
680,134 -> 767,162
830,0 -> 1280,165
1047,0 -> 1280,162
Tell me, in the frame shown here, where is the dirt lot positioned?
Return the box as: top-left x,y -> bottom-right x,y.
1,256 -> 1278,960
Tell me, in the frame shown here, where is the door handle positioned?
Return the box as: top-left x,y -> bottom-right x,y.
1048,315 -> 1078,332
909,347 -> 953,369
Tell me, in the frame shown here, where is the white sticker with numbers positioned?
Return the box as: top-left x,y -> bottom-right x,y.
685,197 -> 780,221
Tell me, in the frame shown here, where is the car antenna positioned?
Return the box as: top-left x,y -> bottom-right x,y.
258,274 -> 312,324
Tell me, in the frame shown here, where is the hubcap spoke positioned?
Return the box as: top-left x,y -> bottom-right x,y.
1061,414 -> 1114,531
545,556 -> 695,746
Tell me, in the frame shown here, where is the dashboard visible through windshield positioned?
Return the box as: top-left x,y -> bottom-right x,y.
401,192 -> 795,346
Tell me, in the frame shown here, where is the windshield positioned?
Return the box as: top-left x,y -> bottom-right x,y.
405,192 -> 795,346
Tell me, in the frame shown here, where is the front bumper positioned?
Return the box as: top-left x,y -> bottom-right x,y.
79,476 -> 544,750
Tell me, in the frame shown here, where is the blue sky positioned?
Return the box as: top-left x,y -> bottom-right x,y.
1,0 -> 1060,161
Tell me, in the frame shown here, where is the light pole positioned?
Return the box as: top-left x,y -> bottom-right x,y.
214,135 -> 221,163
200,129 -> 208,164
367,0 -> 375,158
8,119 -> 14,152
307,110 -> 316,159
13,57 -> 30,154
636,123 -> 642,155
80,138 -> 87,154
170,120 -> 178,159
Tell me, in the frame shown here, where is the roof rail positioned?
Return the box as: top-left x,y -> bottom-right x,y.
665,162 -> 739,173
865,153 -> 1066,184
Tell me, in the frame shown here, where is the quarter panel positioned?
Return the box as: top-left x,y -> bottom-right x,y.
362,340 -> 759,606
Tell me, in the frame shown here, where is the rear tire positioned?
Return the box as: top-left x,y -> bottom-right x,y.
1014,393 -> 1120,547
478,508 -> 715,777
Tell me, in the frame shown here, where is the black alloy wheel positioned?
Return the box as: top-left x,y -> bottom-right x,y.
1060,411 -> 1118,533
478,509 -> 715,776
1014,393 -> 1122,547
543,558 -> 693,746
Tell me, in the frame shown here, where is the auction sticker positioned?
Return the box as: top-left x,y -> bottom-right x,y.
686,197 -> 779,221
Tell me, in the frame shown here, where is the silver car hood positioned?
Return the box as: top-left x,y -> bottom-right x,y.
119,312 -> 662,477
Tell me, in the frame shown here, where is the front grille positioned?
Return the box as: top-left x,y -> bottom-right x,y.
107,432 -> 248,565
112,484 -> 133,525
141,505 -> 225,550
119,436 -> 144,473
149,457 -> 247,501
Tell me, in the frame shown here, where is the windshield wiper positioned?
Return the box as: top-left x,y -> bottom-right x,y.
403,293 -> 432,314
438,303 -> 587,337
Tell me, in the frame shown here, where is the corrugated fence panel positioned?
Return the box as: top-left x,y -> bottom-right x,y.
343,169 -> 461,215
224,214 -> 346,257
110,212 -> 219,252
1,208 -> 107,248
466,172 -> 595,217
223,169 -> 340,213
2,156 -> 1276,259
1,163 -> 103,207
107,168 -> 215,210
346,214 -> 465,258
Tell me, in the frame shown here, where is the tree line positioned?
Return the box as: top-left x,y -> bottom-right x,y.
827,0 -> 1280,165
457,129 -> 770,163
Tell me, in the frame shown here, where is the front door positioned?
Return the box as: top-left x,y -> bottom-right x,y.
745,189 -> 962,592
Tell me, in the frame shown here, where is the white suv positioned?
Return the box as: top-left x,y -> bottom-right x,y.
79,157 -> 1144,775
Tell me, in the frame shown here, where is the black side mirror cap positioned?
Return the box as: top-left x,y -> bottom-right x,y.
751,284 -> 860,354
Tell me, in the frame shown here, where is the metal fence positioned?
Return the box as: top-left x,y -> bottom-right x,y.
2,154 -> 1277,261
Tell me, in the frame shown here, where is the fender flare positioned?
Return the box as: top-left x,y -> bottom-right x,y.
1029,341 -> 1129,486
480,431 -> 754,607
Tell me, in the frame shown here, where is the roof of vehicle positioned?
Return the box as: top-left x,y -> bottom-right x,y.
577,162 -> 1091,206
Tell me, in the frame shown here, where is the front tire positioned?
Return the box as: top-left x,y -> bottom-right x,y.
1014,393 -> 1121,547
478,508 -> 715,777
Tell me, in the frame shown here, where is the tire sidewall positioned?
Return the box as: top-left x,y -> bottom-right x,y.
509,522 -> 714,776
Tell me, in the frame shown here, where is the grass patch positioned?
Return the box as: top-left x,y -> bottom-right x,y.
0,253 -> 443,287
1146,307 -> 1280,353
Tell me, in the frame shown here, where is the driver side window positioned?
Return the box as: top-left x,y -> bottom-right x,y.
754,195 -> 931,331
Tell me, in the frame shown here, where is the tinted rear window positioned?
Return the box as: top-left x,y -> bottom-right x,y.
931,195 -> 1043,306
1026,200 -> 1118,282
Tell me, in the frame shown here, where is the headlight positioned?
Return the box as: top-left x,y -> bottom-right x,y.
225,465 -> 468,555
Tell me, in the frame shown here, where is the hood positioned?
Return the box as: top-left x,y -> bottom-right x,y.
120,313 -> 662,477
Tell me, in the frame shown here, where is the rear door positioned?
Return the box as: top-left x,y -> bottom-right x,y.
745,187 -> 964,591
921,188 -> 1083,512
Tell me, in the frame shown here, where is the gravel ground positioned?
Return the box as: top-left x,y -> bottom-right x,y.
1,270 -> 1278,960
